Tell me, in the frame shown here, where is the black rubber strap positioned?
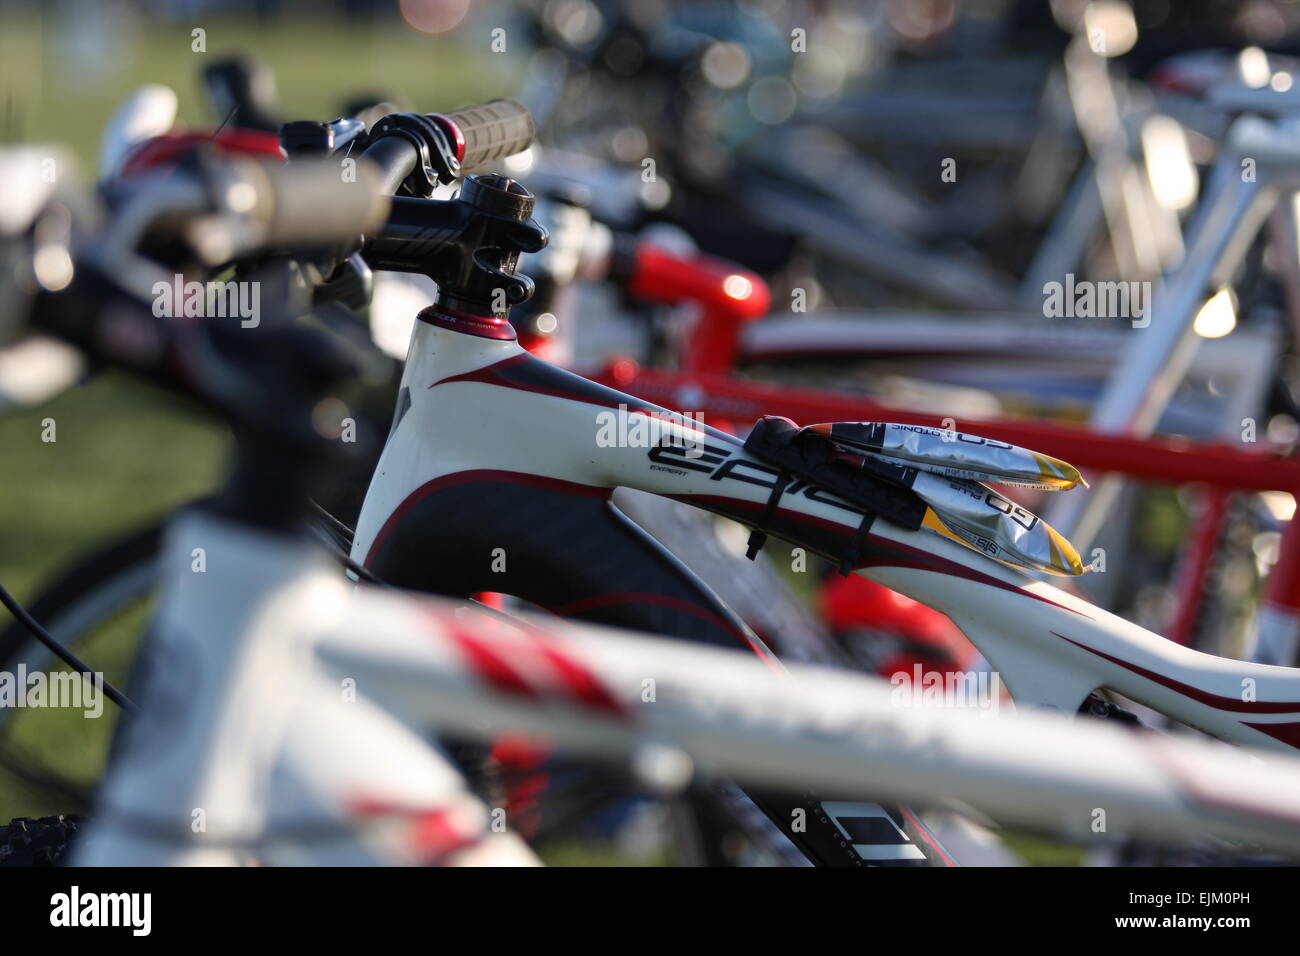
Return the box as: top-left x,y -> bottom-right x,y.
838,509 -> 877,576
742,417 -> 925,533
745,470 -> 792,560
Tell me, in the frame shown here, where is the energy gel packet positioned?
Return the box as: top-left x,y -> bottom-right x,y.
913,477 -> 1084,576
809,422 -> 1087,491
823,439 -> 1085,576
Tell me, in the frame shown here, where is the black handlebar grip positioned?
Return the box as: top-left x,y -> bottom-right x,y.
440,99 -> 535,171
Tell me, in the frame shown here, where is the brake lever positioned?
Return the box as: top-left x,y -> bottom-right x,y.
279,117 -> 369,158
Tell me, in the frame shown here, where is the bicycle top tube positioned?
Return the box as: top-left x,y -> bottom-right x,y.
352,315 -> 1300,755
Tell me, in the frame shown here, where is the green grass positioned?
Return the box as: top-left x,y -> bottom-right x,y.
534,840 -> 674,867
1001,830 -> 1086,867
0,11 -> 523,166
0,375 -> 227,598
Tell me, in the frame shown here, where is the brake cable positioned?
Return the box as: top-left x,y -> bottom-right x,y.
0,582 -> 137,714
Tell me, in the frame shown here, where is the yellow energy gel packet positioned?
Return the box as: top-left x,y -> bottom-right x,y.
916,484 -> 1086,577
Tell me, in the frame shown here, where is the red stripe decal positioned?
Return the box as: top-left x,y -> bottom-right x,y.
430,354 -> 532,389
347,798 -> 480,864
1052,632 -> 1300,715
448,618 -> 628,718
1241,721 -> 1300,749
530,635 -> 628,715
448,625 -> 538,701
896,804 -> 957,867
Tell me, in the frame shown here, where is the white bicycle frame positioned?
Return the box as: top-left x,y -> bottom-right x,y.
351,315 -> 1300,754
72,500 -> 1300,865
69,299 -> 1300,866
60,85 -> 1300,863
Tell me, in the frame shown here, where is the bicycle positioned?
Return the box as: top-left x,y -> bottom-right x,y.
7,139 -> 1300,867
0,97 -> 1284,749
0,79 -> 840,734
5,98 -> 889,868
10,93 -> 1300,811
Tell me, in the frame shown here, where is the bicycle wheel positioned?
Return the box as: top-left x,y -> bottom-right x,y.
362,473 -> 955,866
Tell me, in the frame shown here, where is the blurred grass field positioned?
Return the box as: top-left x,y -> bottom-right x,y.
0,7 -> 1084,865
0,8 -> 517,822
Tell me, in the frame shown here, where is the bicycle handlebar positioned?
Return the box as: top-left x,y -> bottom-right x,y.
99,156 -> 390,263
359,135 -> 424,197
442,99 -> 535,170
248,158 -> 390,246
359,99 -> 534,197
21,155 -> 389,355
